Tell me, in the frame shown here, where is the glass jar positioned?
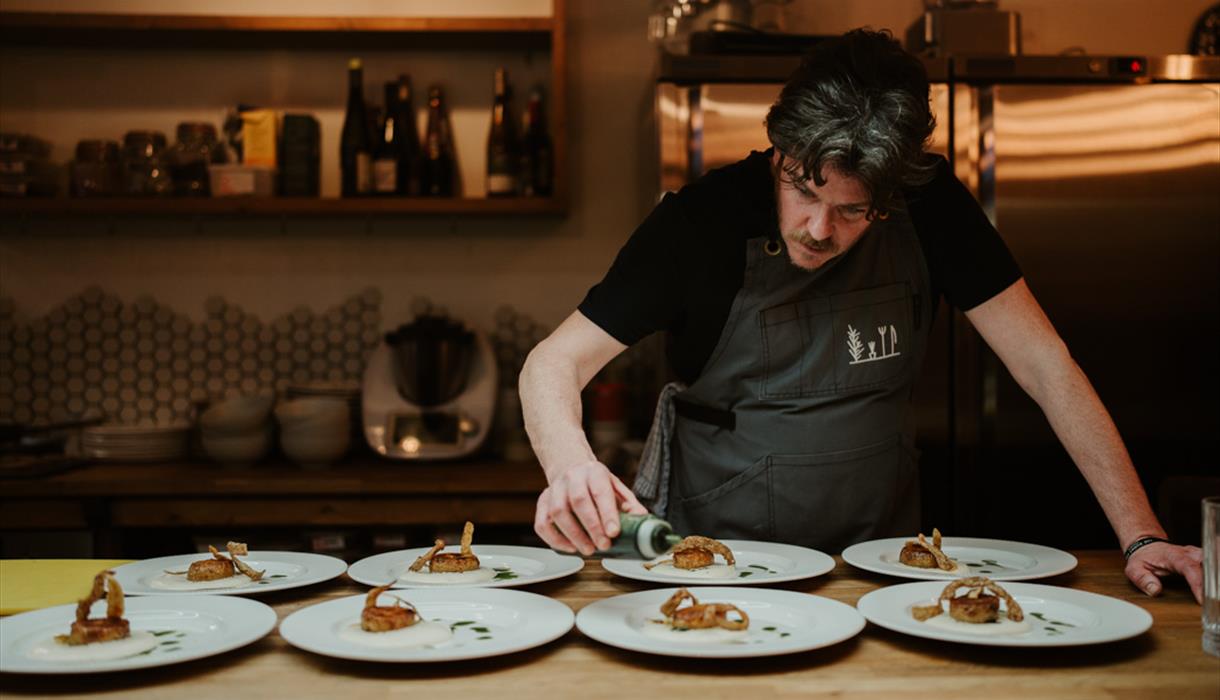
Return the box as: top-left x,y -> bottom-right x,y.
121,130 -> 171,196
70,139 -> 121,197
168,122 -> 226,197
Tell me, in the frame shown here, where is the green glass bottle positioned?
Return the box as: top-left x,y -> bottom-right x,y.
602,512 -> 684,559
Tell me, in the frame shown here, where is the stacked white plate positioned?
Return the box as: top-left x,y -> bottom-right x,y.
82,423 -> 190,462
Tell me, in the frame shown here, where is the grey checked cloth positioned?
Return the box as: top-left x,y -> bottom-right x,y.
631,381 -> 686,518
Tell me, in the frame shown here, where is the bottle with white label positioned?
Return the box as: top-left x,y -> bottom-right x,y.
371,82 -> 400,196
485,67 -> 520,197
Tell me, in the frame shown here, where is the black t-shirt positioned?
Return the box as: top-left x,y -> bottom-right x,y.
579,149 -> 1022,384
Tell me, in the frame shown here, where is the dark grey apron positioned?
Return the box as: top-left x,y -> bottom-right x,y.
665,207 -> 934,552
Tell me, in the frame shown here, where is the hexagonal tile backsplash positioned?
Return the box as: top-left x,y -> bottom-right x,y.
0,287 -> 382,425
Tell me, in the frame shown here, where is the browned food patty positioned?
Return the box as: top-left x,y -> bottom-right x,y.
673,547 -> 714,570
899,542 -> 937,569
429,553 -> 479,573
60,618 -> 131,645
187,558 -> 236,582
361,605 -> 418,633
948,593 -> 1000,623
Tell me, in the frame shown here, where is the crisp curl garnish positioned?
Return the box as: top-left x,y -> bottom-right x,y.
658,587 -> 749,630
643,535 -> 735,570
911,576 -> 1024,622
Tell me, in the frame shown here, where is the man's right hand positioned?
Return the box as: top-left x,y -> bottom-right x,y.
534,460 -> 648,556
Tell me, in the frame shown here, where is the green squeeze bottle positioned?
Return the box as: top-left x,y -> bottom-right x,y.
602,513 -> 684,559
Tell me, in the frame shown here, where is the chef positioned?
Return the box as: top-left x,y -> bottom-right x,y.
519,29 -> 1202,601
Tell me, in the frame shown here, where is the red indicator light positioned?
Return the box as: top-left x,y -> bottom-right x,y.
1130,59 -> 1142,72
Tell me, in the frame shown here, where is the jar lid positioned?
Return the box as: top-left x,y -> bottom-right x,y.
123,130 -> 167,152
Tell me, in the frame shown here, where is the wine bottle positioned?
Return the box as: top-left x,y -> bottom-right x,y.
520,87 -> 554,197
372,83 -> 400,196
486,68 -> 519,197
339,58 -> 371,197
420,85 -> 455,197
393,75 -> 420,196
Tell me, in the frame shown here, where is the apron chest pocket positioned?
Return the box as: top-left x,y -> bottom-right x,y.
759,282 -> 913,399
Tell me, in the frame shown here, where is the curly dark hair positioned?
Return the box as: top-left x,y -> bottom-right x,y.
765,28 -> 937,217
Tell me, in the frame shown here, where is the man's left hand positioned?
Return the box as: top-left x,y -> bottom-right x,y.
1124,541 -> 1203,603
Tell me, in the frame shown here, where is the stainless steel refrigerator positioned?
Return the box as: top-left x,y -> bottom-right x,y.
656,53 -> 1220,547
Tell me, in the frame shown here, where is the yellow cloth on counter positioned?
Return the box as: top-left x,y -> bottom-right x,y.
0,559 -> 133,615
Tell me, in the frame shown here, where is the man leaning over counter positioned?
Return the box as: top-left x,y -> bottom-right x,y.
519,29 -> 1203,602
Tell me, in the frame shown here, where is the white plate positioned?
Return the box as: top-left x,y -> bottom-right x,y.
279,588 -> 574,662
112,551 -> 348,596
0,595 -> 276,674
856,580 -> 1152,647
347,545 -> 583,589
841,537 -> 1078,581
601,539 -> 835,585
576,586 -> 864,658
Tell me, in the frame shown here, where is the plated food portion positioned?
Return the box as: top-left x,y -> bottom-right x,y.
602,538 -> 834,585
348,526 -> 583,589
576,586 -> 865,658
0,570 -> 276,674
401,522 -> 496,585
642,536 -> 737,579
856,579 -> 1153,647
279,587 -> 575,662
841,534 -> 1077,581
111,547 -> 348,595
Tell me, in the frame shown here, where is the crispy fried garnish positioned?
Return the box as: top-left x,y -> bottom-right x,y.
56,570 -> 130,646
658,587 -> 749,631
902,528 -> 955,572
409,539 -> 446,572
360,585 -> 420,633
644,535 -> 735,570
911,576 -> 1024,623
408,522 -> 481,574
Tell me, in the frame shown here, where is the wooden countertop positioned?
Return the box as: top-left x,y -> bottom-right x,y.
2,552 -> 1215,699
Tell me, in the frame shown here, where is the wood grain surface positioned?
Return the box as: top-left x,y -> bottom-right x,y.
2,552 -> 1215,699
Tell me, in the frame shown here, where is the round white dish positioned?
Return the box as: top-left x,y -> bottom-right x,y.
856,580 -> 1152,647
348,544 -> 583,589
279,588 -> 574,662
112,551 -> 348,596
0,595 -> 276,674
841,536 -> 1078,581
601,539 -> 835,586
577,586 -> 864,658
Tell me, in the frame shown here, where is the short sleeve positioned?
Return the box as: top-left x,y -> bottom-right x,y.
577,193 -> 689,345
908,158 -> 1023,311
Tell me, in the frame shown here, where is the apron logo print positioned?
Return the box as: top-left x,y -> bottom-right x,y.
847,324 -> 900,365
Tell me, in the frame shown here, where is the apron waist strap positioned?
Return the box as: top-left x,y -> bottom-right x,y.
673,395 -> 736,431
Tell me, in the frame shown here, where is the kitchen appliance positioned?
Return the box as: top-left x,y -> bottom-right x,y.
905,0 -> 1021,57
656,52 -> 1220,548
362,314 -> 497,460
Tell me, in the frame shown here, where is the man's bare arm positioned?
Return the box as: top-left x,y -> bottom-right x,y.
519,311 -> 645,555
965,278 -> 1202,601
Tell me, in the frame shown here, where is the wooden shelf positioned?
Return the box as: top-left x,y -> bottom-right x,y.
0,196 -> 568,218
0,12 -> 554,49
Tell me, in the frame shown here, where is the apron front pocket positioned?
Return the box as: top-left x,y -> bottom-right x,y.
758,282 -> 912,399
768,435 -> 916,551
672,455 -> 774,541
829,282 -> 913,393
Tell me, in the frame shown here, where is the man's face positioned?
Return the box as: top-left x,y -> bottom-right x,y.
772,152 -> 875,271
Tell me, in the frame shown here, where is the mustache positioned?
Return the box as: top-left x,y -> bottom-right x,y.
789,233 -> 837,253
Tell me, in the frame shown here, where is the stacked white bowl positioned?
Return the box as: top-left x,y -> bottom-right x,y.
275,397 -> 351,469
198,394 -> 274,468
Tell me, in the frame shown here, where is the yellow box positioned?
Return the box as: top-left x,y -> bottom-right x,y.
241,109 -> 278,167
